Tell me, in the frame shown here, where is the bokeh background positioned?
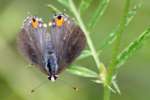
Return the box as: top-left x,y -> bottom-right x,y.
0,0 -> 150,100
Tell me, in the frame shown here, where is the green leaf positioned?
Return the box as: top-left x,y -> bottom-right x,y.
88,0 -> 110,29
67,65 -> 98,78
47,4 -> 61,12
92,79 -> 117,94
99,3 -> 142,51
112,80 -> 121,94
125,3 -> 142,26
79,0 -> 93,14
57,0 -> 70,9
104,83 -> 116,94
77,50 -> 92,60
92,79 -> 119,94
92,79 -> 103,84
116,27 -> 150,67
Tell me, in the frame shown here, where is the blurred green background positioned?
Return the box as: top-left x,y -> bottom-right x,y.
0,0 -> 150,100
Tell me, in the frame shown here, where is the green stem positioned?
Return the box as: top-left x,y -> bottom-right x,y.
68,0 -> 106,73
104,86 -> 111,100
104,1 -> 131,100
107,0 -> 131,84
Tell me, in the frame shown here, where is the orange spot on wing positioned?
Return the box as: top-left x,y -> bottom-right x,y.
31,18 -> 38,28
55,17 -> 64,27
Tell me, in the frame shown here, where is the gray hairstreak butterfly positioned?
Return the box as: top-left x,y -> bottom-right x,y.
17,13 -> 86,81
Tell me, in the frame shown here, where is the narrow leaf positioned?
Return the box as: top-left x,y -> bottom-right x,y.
116,27 -> 150,67
79,0 -> 93,14
88,0 -> 110,29
47,4 -> 61,12
92,80 -> 117,94
105,84 -> 116,94
99,3 -> 142,51
77,50 -> 92,60
125,3 -> 142,26
67,65 -> 98,78
112,80 -> 121,94
92,79 -> 103,84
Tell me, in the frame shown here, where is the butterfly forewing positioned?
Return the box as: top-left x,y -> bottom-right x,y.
17,16 -> 49,75
50,14 -> 86,73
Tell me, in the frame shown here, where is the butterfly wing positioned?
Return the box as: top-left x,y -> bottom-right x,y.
17,16 -> 49,75
50,14 -> 86,74
18,14 -> 86,80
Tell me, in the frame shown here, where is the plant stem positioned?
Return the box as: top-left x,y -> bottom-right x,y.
107,0 -> 131,84
104,86 -> 111,100
68,0 -> 106,73
104,0 -> 131,100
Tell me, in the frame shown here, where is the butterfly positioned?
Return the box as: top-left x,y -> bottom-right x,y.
17,14 -> 86,81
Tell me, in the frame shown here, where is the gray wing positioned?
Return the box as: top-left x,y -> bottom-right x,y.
50,15 -> 86,73
17,16 -> 49,75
